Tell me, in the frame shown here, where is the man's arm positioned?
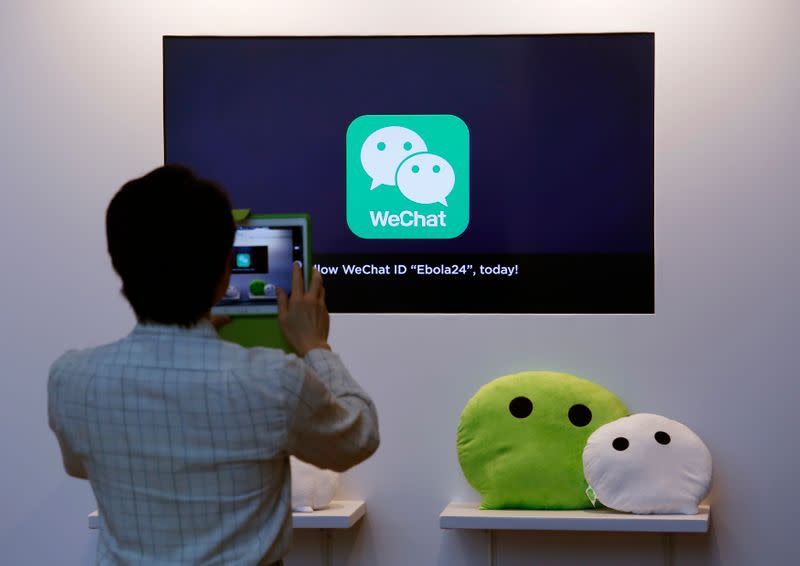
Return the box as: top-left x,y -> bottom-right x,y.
55,433 -> 88,479
276,264 -> 379,471
285,350 -> 379,472
48,356 -> 89,480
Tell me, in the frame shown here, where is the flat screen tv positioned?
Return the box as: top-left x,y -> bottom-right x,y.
164,34 -> 654,313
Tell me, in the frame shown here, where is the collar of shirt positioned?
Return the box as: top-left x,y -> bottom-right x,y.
129,319 -> 218,340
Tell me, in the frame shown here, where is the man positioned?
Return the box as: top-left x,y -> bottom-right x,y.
48,165 -> 379,565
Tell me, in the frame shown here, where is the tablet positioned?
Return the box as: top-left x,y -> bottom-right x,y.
212,215 -> 310,316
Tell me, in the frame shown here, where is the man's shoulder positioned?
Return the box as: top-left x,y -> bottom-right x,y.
48,339 -> 128,386
49,340 -> 121,372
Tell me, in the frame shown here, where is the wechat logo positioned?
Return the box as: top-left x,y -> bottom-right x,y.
346,115 -> 469,239
360,125 -> 455,206
395,153 -> 455,207
361,126 -> 427,190
236,253 -> 251,268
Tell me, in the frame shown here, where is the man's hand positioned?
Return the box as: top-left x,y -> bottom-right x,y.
277,263 -> 331,356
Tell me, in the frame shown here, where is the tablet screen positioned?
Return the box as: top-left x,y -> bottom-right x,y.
212,218 -> 307,315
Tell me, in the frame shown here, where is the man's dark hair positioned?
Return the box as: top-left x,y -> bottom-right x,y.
106,165 -> 235,327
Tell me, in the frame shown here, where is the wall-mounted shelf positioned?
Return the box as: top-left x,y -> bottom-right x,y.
292,499 -> 366,529
88,499 -> 366,531
440,501 -> 710,533
89,500 -> 366,566
440,501 -> 710,566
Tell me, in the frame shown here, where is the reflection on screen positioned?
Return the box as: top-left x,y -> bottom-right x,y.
217,227 -> 297,307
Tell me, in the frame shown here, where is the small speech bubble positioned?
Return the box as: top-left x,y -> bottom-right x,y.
395,152 -> 456,206
360,126 -> 427,190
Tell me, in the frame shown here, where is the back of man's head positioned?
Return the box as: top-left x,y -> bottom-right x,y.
106,165 -> 235,327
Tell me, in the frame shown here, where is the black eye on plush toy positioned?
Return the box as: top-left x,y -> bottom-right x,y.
568,404 -> 592,427
509,396 -> 533,419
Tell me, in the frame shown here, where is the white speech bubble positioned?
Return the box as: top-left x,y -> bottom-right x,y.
360,126 -> 427,190
583,413 -> 713,515
395,152 -> 455,207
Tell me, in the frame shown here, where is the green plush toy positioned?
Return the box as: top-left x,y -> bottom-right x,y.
249,279 -> 266,296
457,371 -> 628,510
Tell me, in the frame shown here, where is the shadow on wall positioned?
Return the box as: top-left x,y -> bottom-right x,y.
0,480 -> 97,566
284,518 -> 376,566
437,529 -> 716,566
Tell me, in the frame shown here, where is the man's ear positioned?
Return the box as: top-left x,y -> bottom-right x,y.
223,248 -> 234,282
213,250 -> 235,304
225,248 -> 234,275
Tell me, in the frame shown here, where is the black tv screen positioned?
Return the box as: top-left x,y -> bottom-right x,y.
164,34 -> 654,313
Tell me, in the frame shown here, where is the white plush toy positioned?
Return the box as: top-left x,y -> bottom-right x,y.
290,456 -> 339,513
582,413 -> 712,514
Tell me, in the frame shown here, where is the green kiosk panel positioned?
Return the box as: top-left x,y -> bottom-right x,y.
214,211 -> 311,353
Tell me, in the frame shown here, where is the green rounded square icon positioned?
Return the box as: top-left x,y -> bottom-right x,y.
236,253 -> 251,268
346,114 -> 470,239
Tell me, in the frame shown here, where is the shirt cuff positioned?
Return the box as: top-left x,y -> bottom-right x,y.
303,348 -> 340,370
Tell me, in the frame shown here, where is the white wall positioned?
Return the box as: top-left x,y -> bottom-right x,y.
1,1 -> 798,565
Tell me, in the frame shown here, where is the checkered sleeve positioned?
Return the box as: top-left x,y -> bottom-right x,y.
284,349 -> 380,472
47,356 -> 64,435
48,351 -> 88,479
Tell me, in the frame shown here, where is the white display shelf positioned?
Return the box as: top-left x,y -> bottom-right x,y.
88,500 -> 366,531
88,510 -> 99,530
440,501 -> 710,533
292,499 -> 366,529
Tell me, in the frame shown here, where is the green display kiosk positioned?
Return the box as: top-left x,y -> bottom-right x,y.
216,209 -> 312,354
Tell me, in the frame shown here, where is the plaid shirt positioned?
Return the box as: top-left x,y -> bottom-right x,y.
48,321 -> 379,565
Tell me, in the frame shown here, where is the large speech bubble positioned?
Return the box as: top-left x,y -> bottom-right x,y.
360,126 -> 427,190
395,152 -> 455,207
